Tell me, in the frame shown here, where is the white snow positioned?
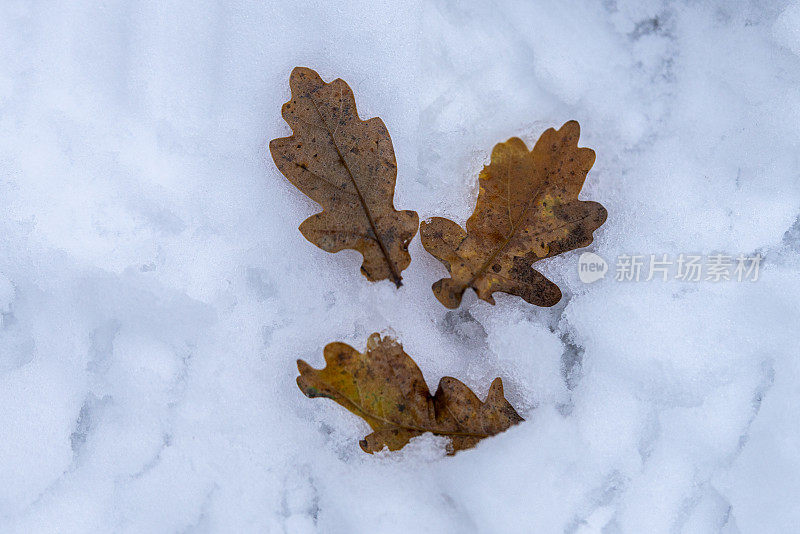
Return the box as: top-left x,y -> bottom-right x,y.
1,0 -> 800,532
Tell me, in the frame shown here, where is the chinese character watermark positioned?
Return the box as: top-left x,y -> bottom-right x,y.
578,253 -> 761,283
615,255 -> 644,282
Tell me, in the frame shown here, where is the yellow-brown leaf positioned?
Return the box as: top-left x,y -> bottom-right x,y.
420,121 -> 607,308
297,333 -> 523,454
270,67 -> 419,286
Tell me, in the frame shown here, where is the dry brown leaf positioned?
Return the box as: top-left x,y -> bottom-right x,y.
270,67 -> 419,286
420,121 -> 607,308
297,333 -> 523,454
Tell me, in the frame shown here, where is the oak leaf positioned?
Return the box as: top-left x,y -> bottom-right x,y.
270,67 -> 418,286
420,121 -> 607,308
297,333 -> 523,454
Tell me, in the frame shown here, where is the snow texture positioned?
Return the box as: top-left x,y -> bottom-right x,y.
1,0 -> 799,532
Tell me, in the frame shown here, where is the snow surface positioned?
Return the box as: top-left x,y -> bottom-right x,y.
1,0 -> 800,532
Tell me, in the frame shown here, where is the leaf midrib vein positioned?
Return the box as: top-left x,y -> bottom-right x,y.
314,375 -> 492,439
307,91 -> 402,287
465,183 -> 545,288
465,182 -> 594,289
